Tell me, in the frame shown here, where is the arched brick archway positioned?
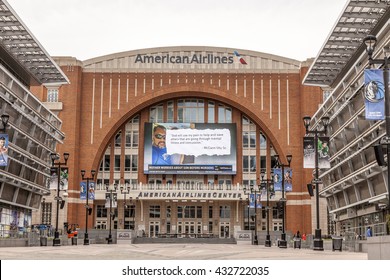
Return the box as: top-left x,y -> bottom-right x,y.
87,88 -> 289,174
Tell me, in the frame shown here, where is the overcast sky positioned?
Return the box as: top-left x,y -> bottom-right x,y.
8,0 -> 347,61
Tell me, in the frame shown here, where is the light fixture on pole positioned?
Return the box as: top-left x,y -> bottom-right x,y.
363,34 -> 390,211
244,185 -> 261,245
50,152 -> 70,246
260,168 -> 274,247
106,184 -> 117,244
273,153 -> 292,249
81,169 -> 96,245
303,115 -> 329,251
120,184 -> 130,230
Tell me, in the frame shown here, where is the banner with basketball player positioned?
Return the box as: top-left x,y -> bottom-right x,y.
364,69 -> 385,120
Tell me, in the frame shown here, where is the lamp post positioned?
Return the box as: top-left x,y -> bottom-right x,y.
273,153 -> 292,249
120,184 -> 130,230
260,169 -> 274,247
50,152 -> 69,246
364,34 -> 390,211
81,169 -> 96,245
303,115 -> 329,251
244,185 -> 261,245
106,184 -> 117,244
242,188 -> 251,230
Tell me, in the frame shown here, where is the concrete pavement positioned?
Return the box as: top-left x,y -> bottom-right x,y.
0,243 -> 367,260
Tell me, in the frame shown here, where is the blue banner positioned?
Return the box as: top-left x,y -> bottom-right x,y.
249,193 -> 262,208
273,168 -> 292,192
0,133 -> 9,166
364,69 -> 385,120
80,181 -> 95,200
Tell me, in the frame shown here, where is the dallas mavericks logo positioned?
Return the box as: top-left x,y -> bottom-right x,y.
364,80 -> 384,103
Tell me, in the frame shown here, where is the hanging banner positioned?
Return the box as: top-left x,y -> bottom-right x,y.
249,193 -> 262,208
364,69 -> 385,120
0,133 -> 9,166
273,168 -> 292,192
49,167 -> 69,190
80,181 -> 96,200
105,193 -> 118,208
303,136 -> 315,168
318,136 -> 331,169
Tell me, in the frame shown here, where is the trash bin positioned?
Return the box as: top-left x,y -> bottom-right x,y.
40,236 -> 47,246
293,238 -> 301,249
71,237 -> 78,246
332,236 -> 343,251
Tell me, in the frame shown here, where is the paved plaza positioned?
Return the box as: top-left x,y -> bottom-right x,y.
0,243 -> 367,260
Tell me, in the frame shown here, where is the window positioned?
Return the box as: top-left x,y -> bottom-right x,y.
149,205 -> 161,218
219,206 -> 231,218
177,99 -> 204,123
114,155 -> 121,171
41,202 -> 52,225
114,131 -> 121,147
47,88 -> 59,102
97,205 -> 107,218
208,101 -> 215,123
167,101 -> 174,122
218,104 -> 232,123
150,104 -> 164,122
243,156 -> 256,173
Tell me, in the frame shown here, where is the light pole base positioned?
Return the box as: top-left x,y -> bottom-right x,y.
84,232 -> 89,245
278,239 -> 287,248
265,237 -> 272,247
107,235 -> 113,244
313,239 -> 324,251
313,228 -> 324,251
53,238 -> 61,246
253,235 -> 258,245
278,233 -> 287,248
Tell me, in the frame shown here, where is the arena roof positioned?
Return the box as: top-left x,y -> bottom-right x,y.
0,0 -> 69,86
303,0 -> 390,87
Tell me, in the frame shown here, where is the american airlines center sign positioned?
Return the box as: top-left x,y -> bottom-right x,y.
134,51 -> 247,65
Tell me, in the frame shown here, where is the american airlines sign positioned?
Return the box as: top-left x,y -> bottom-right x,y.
134,51 -> 247,65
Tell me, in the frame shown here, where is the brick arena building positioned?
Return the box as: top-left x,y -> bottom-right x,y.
31,46 -> 325,241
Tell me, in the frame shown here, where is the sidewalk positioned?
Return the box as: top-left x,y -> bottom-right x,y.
0,243 -> 367,260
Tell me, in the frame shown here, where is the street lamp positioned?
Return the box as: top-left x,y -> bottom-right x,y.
260,169 -> 274,247
303,115 -> 329,251
120,184 -> 130,230
244,185 -> 261,245
50,152 -> 69,246
106,184 -> 118,244
81,169 -> 96,245
273,153 -> 292,249
364,34 -> 390,211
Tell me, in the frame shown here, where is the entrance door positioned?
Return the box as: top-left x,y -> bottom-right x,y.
149,221 -> 160,237
220,222 -> 230,238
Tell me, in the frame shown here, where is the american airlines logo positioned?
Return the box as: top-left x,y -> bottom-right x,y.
134,51 -> 248,65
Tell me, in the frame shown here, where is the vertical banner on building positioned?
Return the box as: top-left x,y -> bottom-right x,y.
60,167 -> 69,190
303,136 -> 315,168
0,134 -> 9,166
49,167 -> 69,190
249,193 -> 262,208
105,193 -> 117,208
80,182 -> 95,200
318,136 -> 331,169
273,168 -> 292,192
364,69 -> 385,120
49,167 -> 58,189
